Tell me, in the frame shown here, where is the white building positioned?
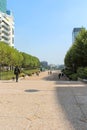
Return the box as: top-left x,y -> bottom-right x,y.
0,12 -> 14,47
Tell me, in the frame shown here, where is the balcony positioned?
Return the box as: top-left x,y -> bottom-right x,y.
0,39 -> 10,44
1,22 -> 10,30
1,28 -> 10,35
0,30 -> 2,33
1,33 -> 10,40
0,36 -> 2,40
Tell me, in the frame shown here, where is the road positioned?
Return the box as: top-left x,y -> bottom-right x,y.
0,71 -> 87,130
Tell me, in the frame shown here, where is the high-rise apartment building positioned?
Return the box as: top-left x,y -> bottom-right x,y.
72,28 -> 82,43
0,0 -> 7,13
0,0 -> 14,47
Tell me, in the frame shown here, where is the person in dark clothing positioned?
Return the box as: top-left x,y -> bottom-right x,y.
58,73 -> 61,79
14,66 -> 20,82
61,72 -> 64,77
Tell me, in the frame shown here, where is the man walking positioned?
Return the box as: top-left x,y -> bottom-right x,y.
14,66 -> 20,82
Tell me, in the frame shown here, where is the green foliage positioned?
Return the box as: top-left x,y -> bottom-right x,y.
63,68 -> 73,76
0,42 -> 23,66
0,42 -> 9,65
64,28 -> 87,80
0,69 -> 40,80
0,71 -> 14,80
0,42 -> 40,80
77,67 -> 87,79
21,52 -> 40,68
84,68 -> 87,77
77,67 -> 85,78
69,73 -> 78,81
0,42 -> 40,69
64,28 -> 87,72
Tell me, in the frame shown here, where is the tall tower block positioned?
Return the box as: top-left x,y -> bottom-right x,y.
0,0 -> 7,13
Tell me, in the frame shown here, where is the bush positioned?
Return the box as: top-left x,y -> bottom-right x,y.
77,67 -> 87,79
19,73 -> 25,77
69,73 -> 78,81
63,68 -> 73,77
84,67 -> 87,78
28,73 -> 32,76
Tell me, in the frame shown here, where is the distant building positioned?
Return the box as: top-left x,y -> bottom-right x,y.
0,0 -> 14,47
40,61 -> 48,68
72,28 -> 82,43
0,0 -> 7,13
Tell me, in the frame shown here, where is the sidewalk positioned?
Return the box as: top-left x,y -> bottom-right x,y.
0,71 -> 87,129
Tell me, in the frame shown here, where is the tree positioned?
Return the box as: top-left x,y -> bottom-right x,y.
21,52 -> 40,68
0,42 -> 40,70
64,28 -> 87,72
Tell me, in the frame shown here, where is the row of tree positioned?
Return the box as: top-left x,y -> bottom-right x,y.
0,42 -> 40,69
64,28 -> 87,80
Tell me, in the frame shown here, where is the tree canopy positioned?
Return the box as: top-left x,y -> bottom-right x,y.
64,28 -> 87,72
0,42 -> 40,68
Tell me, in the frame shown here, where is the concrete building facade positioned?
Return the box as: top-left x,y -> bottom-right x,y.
0,0 -> 14,47
0,12 -> 14,47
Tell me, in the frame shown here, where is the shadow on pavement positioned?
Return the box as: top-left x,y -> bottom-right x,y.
55,82 -> 87,130
25,89 -> 40,93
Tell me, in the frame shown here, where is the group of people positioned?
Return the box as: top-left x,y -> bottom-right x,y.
48,70 -> 52,75
58,72 -> 64,79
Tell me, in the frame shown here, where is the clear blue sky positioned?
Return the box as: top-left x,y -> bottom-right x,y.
7,0 -> 87,65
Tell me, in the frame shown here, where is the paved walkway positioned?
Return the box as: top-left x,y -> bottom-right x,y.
0,71 -> 87,130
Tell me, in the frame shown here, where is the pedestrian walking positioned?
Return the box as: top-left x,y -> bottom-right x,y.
61,72 -> 64,77
58,73 -> 61,79
14,66 -> 20,82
